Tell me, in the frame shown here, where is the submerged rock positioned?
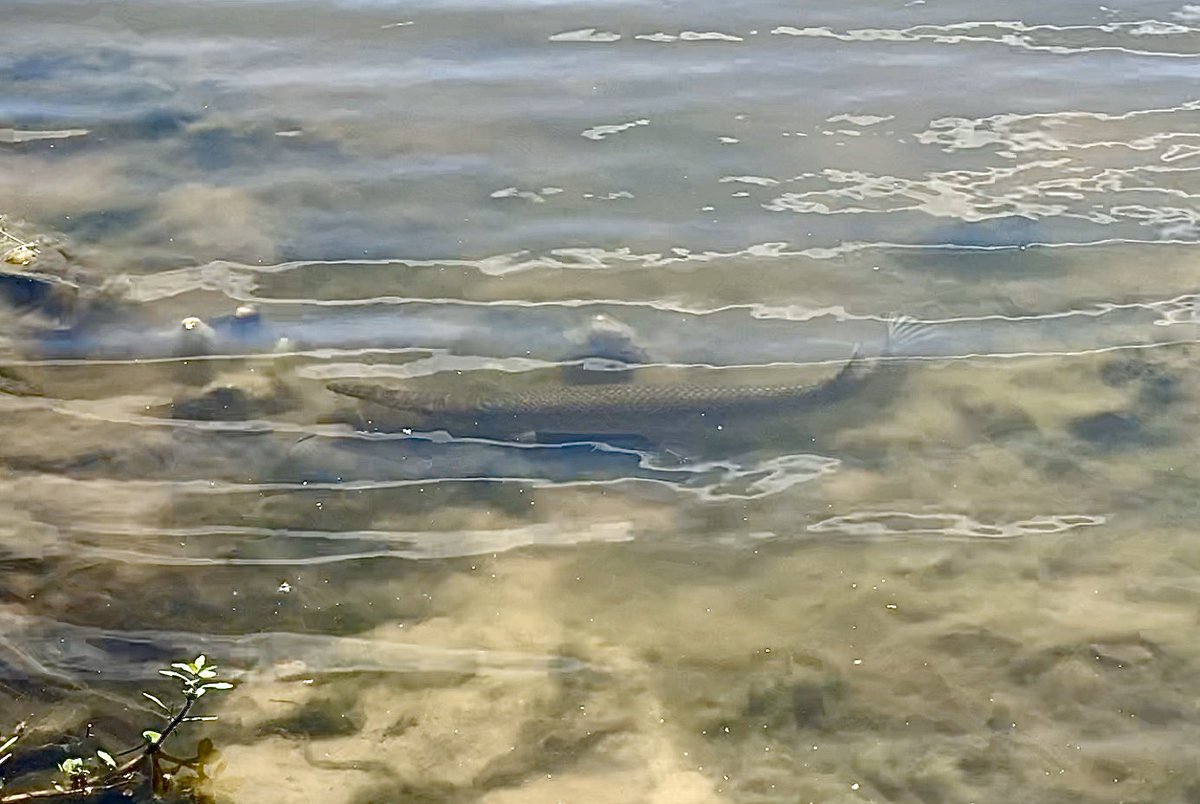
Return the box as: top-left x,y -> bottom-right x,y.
0,220 -> 127,329
560,313 -> 650,385
0,367 -> 39,396
148,372 -> 294,421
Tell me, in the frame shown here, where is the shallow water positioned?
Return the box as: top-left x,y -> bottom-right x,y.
3,0 -> 1200,801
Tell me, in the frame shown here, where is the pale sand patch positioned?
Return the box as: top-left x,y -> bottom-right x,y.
143,183 -> 278,264
0,156 -> 134,220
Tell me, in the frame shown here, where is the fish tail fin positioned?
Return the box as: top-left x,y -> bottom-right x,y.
882,313 -> 940,357
827,314 -> 934,393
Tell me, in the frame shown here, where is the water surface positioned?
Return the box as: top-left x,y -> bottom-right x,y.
3,1 -> 1200,801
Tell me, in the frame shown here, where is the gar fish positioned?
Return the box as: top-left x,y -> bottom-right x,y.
326,356 -> 866,442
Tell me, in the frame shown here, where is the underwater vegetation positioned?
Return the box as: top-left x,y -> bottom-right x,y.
0,655 -> 232,802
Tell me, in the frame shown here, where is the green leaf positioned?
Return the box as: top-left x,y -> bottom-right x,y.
197,668 -> 218,679
201,682 -> 233,691
193,654 -> 206,670
142,692 -> 172,714
142,730 -> 163,744
59,757 -> 85,775
159,669 -> 192,683
96,750 -> 116,768
170,663 -> 196,675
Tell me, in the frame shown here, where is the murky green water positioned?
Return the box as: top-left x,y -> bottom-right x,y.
3,1 -> 1200,801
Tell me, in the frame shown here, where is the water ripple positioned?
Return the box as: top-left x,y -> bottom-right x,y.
771,20 -> 1200,58
0,607 -> 585,683
62,521 -> 637,566
807,511 -> 1108,539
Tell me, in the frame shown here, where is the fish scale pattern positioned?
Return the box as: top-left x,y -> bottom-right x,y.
328,357 -> 859,424
477,380 -> 839,417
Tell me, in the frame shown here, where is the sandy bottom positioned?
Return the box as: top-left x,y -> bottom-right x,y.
2,336 -> 1199,803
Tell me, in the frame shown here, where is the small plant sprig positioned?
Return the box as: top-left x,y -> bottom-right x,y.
0,218 -> 38,267
0,723 -> 24,777
0,655 -> 232,802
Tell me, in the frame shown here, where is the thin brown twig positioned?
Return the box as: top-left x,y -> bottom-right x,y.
0,221 -> 34,249
0,778 -> 134,803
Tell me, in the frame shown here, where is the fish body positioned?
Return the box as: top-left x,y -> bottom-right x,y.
327,358 -> 862,441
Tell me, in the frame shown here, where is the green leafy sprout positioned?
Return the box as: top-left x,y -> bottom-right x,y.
0,655 -> 233,802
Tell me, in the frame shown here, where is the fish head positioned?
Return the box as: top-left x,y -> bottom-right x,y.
326,380 -> 455,424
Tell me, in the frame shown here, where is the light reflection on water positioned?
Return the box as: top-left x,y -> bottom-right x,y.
3,0 -> 1200,800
